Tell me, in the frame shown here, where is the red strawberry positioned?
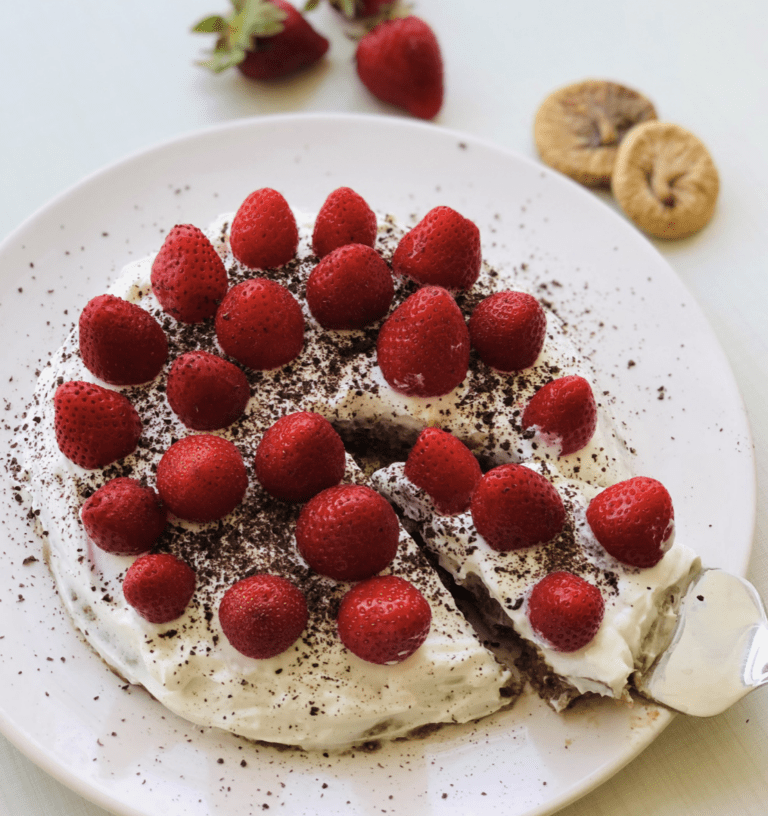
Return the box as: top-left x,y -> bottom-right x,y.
522,375 -> 598,456
230,188 -> 298,270
312,187 -> 378,258
54,381 -> 142,470
151,224 -> 229,323
156,434 -> 248,522
355,16 -> 444,120
123,553 -> 196,624
306,243 -> 394,330
527,571 -> 604,652
79,294 -> 168,385
81,477 -> 168,555
255,411 -> 346,502
215,278 -> 304,370
392,206 -> 481,291
167,350 -> 250,431
331,0 -> 391,19
404,427 -> 481,515
295,484 -> 399,581
470,463 -> 565,552
194,0 -> 329,82
219,573 -> 308,659
586,476 -> 675,568
376,285 -> 469,397
469,291 -> 547,372
337,575 -> 432,664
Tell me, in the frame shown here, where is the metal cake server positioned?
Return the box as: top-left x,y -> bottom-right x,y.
635,568 -> 768,716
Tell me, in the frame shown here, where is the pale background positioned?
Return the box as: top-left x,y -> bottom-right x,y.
1,1 -> 766,814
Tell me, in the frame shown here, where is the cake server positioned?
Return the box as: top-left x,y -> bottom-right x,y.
635,568 -> 768,716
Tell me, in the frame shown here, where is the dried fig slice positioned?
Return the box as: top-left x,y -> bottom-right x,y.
612,121 -> 719,239
534,79 -> 657,187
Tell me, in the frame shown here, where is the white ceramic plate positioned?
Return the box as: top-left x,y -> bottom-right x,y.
0,113 -> 754,816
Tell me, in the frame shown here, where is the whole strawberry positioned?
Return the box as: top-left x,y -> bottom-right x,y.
123,553 -> 196,624
295,484 -> 400,581
215,278 -> 304,370
54,381 -> 142,470
469,291 -> 547,372
167,350 -> 250,431
376,285 -> 469,397
156,434 -> 248,522
81,478 -> 168,555
219,573 -> 308,659
151,224 -> 229,323
470,463 -> 565,551
586,476 -> 675,568
194,0 -> 329,81
79,294 -> 168,385
404,427 -> 481,515
392,206 -> 481,291
522,375 -> 598,456
230,188 -> 298,270
337,575 -> 432,664
306,243 -> 394,329
355,16 -> 444,120
527,571 -> 604,652
312,187 -> 378,258
255,411 -> 346,502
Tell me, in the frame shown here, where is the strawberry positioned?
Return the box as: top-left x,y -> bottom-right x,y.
469,291 -> 547,372
155,434 -> 248,522
78,294 -> 168,386
255,411 -> 346,502
392,206 -> 481,291
527,571 -> 604,652
586,476 -> 675,568
376,285 -> 469,397
54,381 -> 142,470
522,375 -> 598,456
295,484 -> 399,581
355,16 -> 444,120
470,463 -> 565,552
194,0 -> 329,81
81,477 -> 168,555
123,552 -> 196,624
306,243 -> 394,329
219,573 -> 308,659
167,350 -> 250,431
311,187 -> 378,259
229,188 -> 299,270
215,278 -> 304,370
337,575 -> 432,664
404,427 -> 481,515
331,0 -> 392,19
151,224 -> 229,323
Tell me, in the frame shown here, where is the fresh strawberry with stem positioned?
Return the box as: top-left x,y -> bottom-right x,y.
355,16 -> 444,120
470,463 -> 565,552
193,0 -> 329,81
337,575 -> 432,664
522,375 -> 598,456
81,477 -> 168,555
230,188 -> 299,270
151,224 -> 229,324
295,484 -> 400,581
123,553 -> 197,624
54,381 -> 142,470
78,294 -> 168,386
312,186 -> 378,259
255,411 -> 346,502
527,571 -> 604,652
376,285 -> 469,397
392,206 -> 481,291
586,476 -> 675,568
404,427 -> 482,515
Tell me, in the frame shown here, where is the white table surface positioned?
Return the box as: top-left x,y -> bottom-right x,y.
2,1 -> 767,814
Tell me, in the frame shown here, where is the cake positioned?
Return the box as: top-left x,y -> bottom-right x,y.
21,185 -> 699,751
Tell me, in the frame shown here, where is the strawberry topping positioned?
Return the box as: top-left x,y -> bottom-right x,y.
312,186 -> 378,258
230,188 -> 299,270
123,552 -> 196,624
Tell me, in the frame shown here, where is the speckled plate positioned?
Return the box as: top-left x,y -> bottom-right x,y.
0,113 -> 754,816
